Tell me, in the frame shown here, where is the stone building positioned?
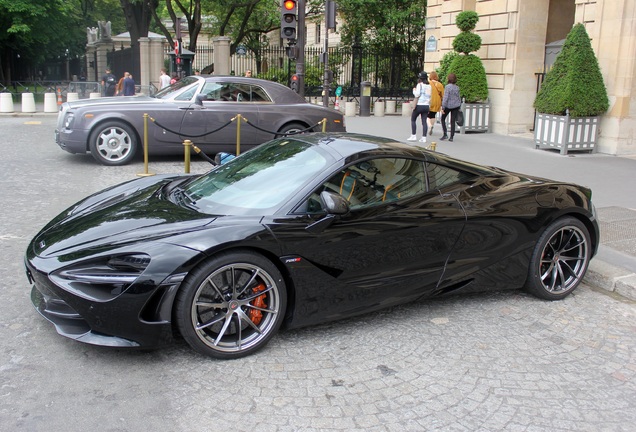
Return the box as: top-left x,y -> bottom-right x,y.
424,0 -> 635,155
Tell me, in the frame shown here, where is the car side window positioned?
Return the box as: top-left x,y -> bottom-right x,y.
425,162 -> 474,191
299,158 -> 427,213
250,86 -> 271,102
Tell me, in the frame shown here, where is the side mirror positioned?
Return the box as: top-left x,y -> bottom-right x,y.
195,94 -> 207,106
305,191 -> 349,234
320,191 -> 349,215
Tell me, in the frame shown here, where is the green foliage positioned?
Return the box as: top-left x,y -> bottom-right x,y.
533,23 -> 609,117
452,32 -> 482,55
448,10 -> 487,102
455,11 -> 479,32
437,51 -> 459,84
448,54 -> 489,102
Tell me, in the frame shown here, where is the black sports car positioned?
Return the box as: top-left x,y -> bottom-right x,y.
26,133 -> 600,359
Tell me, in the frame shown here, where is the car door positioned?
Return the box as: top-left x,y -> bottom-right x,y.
263,156 -> 467,327
177,81 -> 268,149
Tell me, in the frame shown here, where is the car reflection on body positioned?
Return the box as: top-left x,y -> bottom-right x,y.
54,75 -> 346,166
26,133 -> 599,359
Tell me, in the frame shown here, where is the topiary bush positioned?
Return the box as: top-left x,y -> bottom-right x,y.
437,51 -> 459,84
447,10 -> 489,102
533,23 -> 609,117
449,54 -> 489,102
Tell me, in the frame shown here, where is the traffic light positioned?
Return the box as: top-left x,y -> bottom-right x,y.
290,74 -> 299,93
281,0 -> 297,41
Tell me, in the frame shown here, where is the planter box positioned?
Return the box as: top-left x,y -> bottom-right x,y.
442,101 -> 491,133
460,101 -> 491,133
534,112 -> 599,155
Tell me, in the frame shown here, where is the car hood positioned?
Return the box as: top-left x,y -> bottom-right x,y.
64,95 -> 159,109
31,175 -> 215,259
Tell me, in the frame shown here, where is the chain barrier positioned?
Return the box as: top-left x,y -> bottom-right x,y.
143,112 -> 329,173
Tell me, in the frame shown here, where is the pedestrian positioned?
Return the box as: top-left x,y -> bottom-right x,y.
407,71 -> 431,144
123,72 -> 135,96
159,68 -> 171,89
440,73 -> 462,142
115,72 -> 126,96
170,72 -> 179,85
244,70 -> 252,77
101,68 -> 117,97
427,71 -> 445,136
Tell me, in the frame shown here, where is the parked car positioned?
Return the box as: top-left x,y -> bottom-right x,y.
26,133 -> 599,359
54,76 -> 346,165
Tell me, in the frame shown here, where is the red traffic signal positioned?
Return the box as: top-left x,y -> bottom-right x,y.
283,0 -> 296,11
174,40 -> 181,56
290,74 -> 299,93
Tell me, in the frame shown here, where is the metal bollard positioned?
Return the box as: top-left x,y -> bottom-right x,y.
183,140 -> 192,173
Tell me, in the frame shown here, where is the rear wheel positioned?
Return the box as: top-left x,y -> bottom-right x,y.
175,251 -> 287,359
278,122 -> 307,137
89,121 -> 137,165
524,217 -> 591,300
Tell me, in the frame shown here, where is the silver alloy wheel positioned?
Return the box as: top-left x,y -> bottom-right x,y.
95,126 -> 132,162
538,225 -> 589,294
190,262 -> 282,354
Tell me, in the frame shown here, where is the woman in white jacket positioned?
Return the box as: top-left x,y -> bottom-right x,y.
407,72 -> 432,143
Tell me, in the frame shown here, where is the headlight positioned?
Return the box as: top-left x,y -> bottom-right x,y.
50,253 -> 151,301
64,113 -> 75,129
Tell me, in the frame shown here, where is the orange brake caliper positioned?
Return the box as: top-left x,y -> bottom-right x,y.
249,283 -> 267,325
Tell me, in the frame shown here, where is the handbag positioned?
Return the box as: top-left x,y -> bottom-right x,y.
456,109 -> 464,126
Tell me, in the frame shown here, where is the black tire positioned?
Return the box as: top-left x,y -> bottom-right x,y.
524,217 -> 591,300
89,121 -> 138,166
278,122 -> 308,137
174,251 -> 287,359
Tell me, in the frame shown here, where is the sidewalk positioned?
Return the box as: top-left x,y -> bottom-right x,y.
4,108 -> 636,301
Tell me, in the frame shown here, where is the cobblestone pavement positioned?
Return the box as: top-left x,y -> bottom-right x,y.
1,116 -> 635,431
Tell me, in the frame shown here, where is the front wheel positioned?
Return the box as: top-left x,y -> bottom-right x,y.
174,251 -> 287,359
524,217 -> 591,300
89,121 -> 138,165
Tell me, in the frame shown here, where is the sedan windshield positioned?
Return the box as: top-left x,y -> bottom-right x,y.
153,77 -> 200,100
183,138 -> 333,215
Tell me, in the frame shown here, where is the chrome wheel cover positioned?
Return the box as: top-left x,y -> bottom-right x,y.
96,126 -> 132,161
190,263 -> 281,353
538,225 -> 589,294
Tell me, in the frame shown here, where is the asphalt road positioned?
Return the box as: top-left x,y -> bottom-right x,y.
1,116 -> 635,431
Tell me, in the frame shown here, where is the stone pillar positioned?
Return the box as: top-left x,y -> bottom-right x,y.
578,0 -> 636,155
139,37 -> 151,91
213,37 -> 232,75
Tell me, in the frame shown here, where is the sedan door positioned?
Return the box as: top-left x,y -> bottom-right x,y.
264,157 -> 467,327
178,81 -> 268,149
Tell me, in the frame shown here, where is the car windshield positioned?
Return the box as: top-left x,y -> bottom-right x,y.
183,138 -> 333,215
153,77 -> 200,100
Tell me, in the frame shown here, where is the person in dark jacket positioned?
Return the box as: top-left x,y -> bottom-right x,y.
440,73 -> 462,142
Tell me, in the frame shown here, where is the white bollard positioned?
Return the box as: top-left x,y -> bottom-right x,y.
374,101 -> 385,117
386,100 -> 396,114
345,101 -> 357,117
402,102 -> 412,117
0,93 -> 14,113
43,93 -> 58,113
21,93 -> 36,113
89,92 -> 101,99
67,93 -> 79,102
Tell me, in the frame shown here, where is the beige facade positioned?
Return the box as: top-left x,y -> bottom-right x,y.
424,0 -> 635,155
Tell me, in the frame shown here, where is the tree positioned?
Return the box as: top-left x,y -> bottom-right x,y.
0,0 -> 85,81
447,10 -> 488,103
534,23 -> 608,117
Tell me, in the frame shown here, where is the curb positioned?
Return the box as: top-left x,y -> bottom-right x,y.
585,258 -> 636,301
